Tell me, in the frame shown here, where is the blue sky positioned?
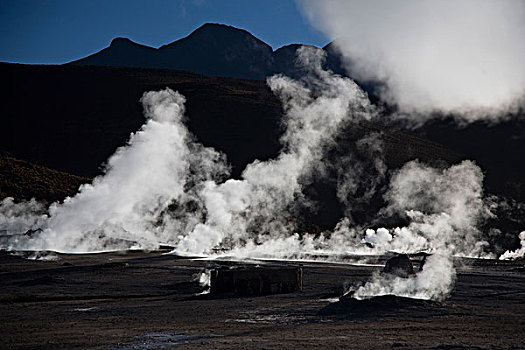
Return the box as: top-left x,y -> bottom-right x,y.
0,0 -> 329,64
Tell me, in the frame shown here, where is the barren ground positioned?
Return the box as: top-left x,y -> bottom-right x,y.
0,251 -> 523,349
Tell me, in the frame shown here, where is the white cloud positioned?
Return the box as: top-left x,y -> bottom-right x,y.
298,0 -> 525,122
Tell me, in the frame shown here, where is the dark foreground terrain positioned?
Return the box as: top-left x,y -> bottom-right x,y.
0,251 -> 523,349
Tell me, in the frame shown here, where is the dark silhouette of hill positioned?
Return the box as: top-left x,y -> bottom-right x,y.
69,23 -> 381,96
72,37 -> 158,68
70,23 -> 367,86
415,117 -> 525,203
1,152 -> 89,203
72,23 -> 274,80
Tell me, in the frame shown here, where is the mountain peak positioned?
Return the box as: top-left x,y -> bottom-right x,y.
193,22 -> 253,35
198,22 -> 232,29
110,37 -> 135,47
179,22 -> 271,50
69,24 -> 338,81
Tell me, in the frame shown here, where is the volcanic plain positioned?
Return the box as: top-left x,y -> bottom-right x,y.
0,251 -> 523,349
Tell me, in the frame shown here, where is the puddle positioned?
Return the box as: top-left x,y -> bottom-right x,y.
321,297 -> 341,303
72,307 -> 99,312
226,313 -> 311,325
227,313 -> 333,325
113,332 -> 223,349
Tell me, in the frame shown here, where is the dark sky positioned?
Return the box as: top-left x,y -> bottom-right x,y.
0,0 -> 328,64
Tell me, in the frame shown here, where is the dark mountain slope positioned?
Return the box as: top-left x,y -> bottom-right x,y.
1,152 -> 89,203
72,23 -> 274,80
72,37 -> 158,68
157,23 -> 274,79
1,63 -> 283,179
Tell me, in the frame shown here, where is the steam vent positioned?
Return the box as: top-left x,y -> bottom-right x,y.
209,265 -> 303,296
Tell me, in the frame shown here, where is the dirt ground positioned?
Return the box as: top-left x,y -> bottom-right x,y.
0,250 -> 523,349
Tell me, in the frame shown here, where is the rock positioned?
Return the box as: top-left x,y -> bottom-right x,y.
383,254 -> 415,278
24,228 -> 43,236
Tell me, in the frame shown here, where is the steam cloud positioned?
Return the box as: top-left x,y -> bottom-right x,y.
1,48 -> 522,301
350,160 -> 493,300
298,0 -> 525,122
353,253 -> 455,301
1,48 -> 375,256
499,231 -> 525,260
1,90 -> 229,252
169,46 -> 376,255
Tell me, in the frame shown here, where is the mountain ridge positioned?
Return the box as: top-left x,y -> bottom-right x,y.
69,22 -> 342,81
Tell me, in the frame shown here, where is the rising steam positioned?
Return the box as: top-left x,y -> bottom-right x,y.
349,160 -> 493,300
177,47 -> 375,255
0,48 -> 522,301
0,48 -> 375,255
1,90 -> 229,252
499,231 -> 525,260
353,253 -> 455,301
298,0 -> 525,122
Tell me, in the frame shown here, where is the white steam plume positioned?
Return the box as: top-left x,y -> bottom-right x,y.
176,47 -> 376,255
353,253 -> 455,301
38,90 -> 192,252
0,198 -> 47,235
349,160 -> 494,300
1,48 -> 376,255
298,0 -> 525,122
499,231 -> 525,260
334,160 -> 494,258
1,89 -> 228,252
377,160 -> 493,257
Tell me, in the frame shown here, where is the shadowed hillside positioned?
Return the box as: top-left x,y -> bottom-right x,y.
1,63 -> 283,179
71,23 -> 274,80
1,152 -> 89,203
